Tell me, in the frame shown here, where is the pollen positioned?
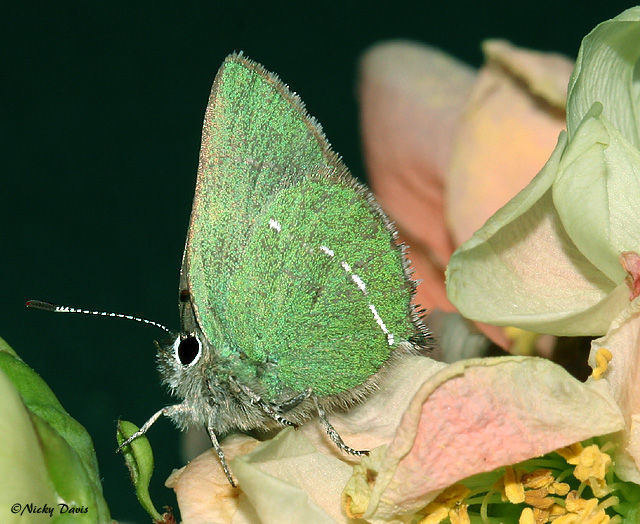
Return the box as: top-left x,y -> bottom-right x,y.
556,442 -> 584,462
419,506 -> 448,524
521,469 -> 554,489
449,503 -> 470,524
420,484 -> 470,524
416,441 -> 634,523
524,487 -> 555,509
519,507 -> 535,524
548,482 -> 570,496
504,465 -> 525,503
558,443 -> 611,497
556,491 -> 610,523
591,348 -> 613,380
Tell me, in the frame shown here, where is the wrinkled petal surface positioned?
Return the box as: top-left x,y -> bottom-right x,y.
168,354 -> 624,523
447,9 -> 640,337
349,357 -> 624,521
168,356 -> 445,523
167,435 -> 261,524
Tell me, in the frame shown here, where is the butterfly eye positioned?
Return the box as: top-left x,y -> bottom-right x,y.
173,334 -> 202,367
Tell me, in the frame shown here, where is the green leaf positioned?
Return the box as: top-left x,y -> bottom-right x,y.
0,356 -> 58,522
0,337 -> 110,523
567,7 -> 640,147
116,420 -> 163,522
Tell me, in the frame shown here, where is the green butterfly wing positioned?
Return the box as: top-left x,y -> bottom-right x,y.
185,54 -> 419,399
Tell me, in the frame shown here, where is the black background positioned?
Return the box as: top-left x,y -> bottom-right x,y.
3,2 -> 634,522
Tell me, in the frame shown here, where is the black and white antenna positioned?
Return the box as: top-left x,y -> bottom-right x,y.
26,300 -> 171,334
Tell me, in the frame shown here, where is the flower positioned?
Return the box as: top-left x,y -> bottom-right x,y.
588,299 -> 640,485
167,353 -> 629,522
359,38 -> 572,347
444,4 -> 640,490
161,8 -> 640,524
446,7 -> 640,337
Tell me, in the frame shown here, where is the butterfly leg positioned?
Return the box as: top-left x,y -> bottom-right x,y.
313,396 -> 369,457
271,387 -> 313,413
206,425 -> 236,487
228,376 -> 298,428
116,404 -> 187,451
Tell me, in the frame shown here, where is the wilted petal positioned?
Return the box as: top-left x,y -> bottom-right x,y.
447,40 -> 571,245
447,131 -> 629,335
167,434 -> 260,523
567,6 -> 640,146
169,356 -> 445,523
359,41 -> 475,310
349,357 -> 624,521
588,297 -> 640,483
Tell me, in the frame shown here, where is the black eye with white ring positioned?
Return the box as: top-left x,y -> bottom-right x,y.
173,334 -> 202,367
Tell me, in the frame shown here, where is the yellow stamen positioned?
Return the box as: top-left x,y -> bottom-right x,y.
549,481 -> 570,496
524,487 -> 554,509
504,466 -> 525,503
556,443 -> 584,462
522,469 -> 554,489
552,514 -> 578,524
549,503 -> 567,517
449,503 -> 470,524
504,326 -> 539,356
492,477 -> 507,501
533,507 -> 550,524
435,483 -> 470,504
564,444 -> 612,497
564,491 -> 610,523
419,506 -> 448,524
421,484 -> 471,523
519,507 -> 535,524
591,348 -> 613,380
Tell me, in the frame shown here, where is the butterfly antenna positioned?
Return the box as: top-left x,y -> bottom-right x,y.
26,300 -> 171,334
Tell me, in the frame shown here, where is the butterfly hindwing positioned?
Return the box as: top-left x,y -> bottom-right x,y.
186,54 -> 418,402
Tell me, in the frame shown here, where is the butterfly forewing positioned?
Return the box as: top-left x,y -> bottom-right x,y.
185,54 -> 418,402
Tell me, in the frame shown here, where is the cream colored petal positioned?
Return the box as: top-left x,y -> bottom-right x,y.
483,40 -> 574,109
168,356 -> 445,524
359,41 -> 475,310
567,6 -> 640,146
166,435 -> 260,524
232,430 -> 349,524
553,105 -> 640,283
447,132 -> 628,335
588,297 -> 640,482
355,357 -> 624,521
446,41 -> 570,246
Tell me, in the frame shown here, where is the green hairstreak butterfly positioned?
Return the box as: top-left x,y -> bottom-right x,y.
28,53 -> 429,486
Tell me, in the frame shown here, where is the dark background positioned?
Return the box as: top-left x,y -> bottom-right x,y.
3,2 -> 634,522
